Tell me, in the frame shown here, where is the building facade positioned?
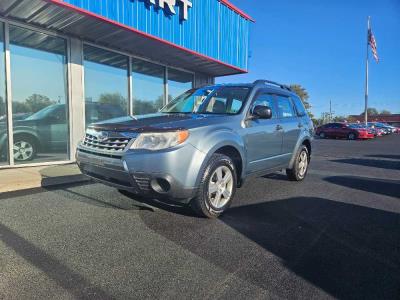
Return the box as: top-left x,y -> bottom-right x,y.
0,0 -> 252,168
349,114 -> 400,127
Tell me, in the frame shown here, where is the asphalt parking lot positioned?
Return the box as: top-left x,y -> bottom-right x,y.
0,135 -> 399,299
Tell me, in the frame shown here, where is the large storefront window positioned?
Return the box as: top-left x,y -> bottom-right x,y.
168,69 -> 193,101
132,59 -> 165,115
10,26 -> 69,164
0,23 -> 7,165
83,45 -> 128,126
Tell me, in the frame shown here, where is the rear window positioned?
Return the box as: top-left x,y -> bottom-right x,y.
292,95 -> 307,117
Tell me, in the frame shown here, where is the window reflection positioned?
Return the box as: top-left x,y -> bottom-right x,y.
83,45 -> 128,126
168,68 -> 193,101
132,59 -> 165,115
9,26 -> 69,164
0,23 -> 7,165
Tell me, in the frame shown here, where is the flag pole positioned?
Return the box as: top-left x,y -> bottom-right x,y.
364,16 -> 370,126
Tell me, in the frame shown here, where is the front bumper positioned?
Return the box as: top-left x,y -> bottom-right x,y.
76,143 -> 206,203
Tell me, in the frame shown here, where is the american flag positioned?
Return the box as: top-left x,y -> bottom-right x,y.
368,29 -> 379,63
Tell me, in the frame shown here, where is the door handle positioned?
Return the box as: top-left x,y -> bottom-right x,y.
276,124 -> 283,131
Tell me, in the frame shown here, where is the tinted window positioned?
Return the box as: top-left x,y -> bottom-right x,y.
252,93 -> 276,118
277,96 -> 296,118
0,22 -> 7,165
168,68 -> 193,101
10,26 -> 69,164
132,59 -> 165,115
83,45 -> 128,126
161,86 -> 249,115
292,95 -> 307,116
205,87 -> 249,114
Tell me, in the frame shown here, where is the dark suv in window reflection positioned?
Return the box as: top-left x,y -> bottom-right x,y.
0,102 -> 125,162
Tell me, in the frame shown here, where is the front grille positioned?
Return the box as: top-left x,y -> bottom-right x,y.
83,132 -> 132,153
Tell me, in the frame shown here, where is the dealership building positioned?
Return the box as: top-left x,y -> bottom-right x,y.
0,0 -> 252,168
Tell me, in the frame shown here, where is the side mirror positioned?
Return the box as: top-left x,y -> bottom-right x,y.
252,105 -> 272,119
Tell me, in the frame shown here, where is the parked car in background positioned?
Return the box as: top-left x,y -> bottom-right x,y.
0,103 -> 126,162
316,122 -> 374,140
368,122 -> 393,135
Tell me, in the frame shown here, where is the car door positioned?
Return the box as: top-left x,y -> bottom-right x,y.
48,105 -> 68,150
276,95 -> 301,158
244,92 -> 284,174
332,123 -> 344,138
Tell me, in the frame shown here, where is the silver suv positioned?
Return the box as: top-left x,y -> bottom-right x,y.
76,80 -> 314,218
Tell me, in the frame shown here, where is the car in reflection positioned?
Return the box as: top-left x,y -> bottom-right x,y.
368,122 -> 393,135
316,122 -> 375,140
0,103 -> 126,162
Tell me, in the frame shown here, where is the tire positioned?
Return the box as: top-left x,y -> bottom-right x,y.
13,135 -> 37,162
191,153 -> 237,218
348,132 -> 357,140
319,132 -> 326,139
286,145 -> 309,181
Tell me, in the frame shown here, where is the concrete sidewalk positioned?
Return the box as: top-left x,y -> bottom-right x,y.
0,164 -> 90,193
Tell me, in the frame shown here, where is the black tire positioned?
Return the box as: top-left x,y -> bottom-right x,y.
319,132 -> 326,139
286,145 -> 309,181
13,135 -> 37,162
348,132 -> 357,140
191,153 -> 237,218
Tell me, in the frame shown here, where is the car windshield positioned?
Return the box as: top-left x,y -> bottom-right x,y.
161,86 -> 250,115
25,105 -> 60,121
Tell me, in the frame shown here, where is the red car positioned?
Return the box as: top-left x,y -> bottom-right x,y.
316,123 -> 374,140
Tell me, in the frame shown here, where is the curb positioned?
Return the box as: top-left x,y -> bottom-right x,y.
0,174 -> 92,194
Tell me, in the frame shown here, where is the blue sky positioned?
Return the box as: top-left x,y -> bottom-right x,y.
217,0 -> 400,117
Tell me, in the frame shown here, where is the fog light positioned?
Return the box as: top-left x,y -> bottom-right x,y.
150,178 -> 171,194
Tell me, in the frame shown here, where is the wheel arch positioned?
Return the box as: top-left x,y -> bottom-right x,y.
13,132 -> 41,152
288,137 -> 312,169
195,139 -> 246,188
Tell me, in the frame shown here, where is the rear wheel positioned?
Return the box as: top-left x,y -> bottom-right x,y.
348,132 -> 357,140
191,153 -> 237,218
286,145 -> 309,181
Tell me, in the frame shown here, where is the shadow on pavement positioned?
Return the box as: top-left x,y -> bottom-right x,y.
324,176 -> 400,198
366,154 -> 400,160
332,158 -> 400,170
0,223 -> 114,299
140,197 -> 400,299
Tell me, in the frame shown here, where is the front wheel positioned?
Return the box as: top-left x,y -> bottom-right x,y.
286,145 -> 309,181
13,136 -> 37,162
191,153 -> 237,218
348,132 -> 357,140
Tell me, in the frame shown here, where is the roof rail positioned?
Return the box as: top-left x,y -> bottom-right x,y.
253,80 -> 292,92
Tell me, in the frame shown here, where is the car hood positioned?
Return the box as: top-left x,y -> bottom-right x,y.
89,113 -> 228,132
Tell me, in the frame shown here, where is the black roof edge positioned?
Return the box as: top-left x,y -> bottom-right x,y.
252,80 -> 293,92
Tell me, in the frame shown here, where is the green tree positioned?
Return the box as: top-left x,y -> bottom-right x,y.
25,94 -> 55,113
98,93 -> 127,113
289,84 -> 314,119
133,95 -> 164,115
361,107 -> 379,116
12,101 -> 30,114
380,109 -> 391,115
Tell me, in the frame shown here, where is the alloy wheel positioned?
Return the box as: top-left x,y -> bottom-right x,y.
208,166 -> 234,209
298,150 -> 308,178
13,141 -> 34,161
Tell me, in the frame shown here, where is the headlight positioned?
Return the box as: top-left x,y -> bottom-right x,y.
130,130 -> 189,150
